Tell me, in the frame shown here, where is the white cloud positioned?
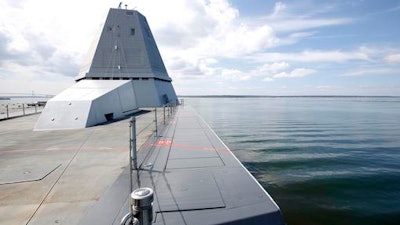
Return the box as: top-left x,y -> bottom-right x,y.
271,2 -> 287,17
258,62 -> 290,73
0,0 -> 398,96
251,50 -> 370,63
167,57 -> 217,80
262,77 -> 274,82
273,68 -> 316,78
342,68 -> 397,77
0,0 -> 112,94
261,2 -> 353,33
269,18 -> 352,32
385,54 -> 400,63
128,0 -> 281,85
253,62 -> 290,81
221,69 -> 250,81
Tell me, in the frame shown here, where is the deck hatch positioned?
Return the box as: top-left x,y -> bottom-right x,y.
0,162 -> 61,185
154,170 -> 225,212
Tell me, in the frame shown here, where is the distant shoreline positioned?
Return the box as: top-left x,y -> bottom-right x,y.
178,95 -> 400,98
0,95 -> 54,99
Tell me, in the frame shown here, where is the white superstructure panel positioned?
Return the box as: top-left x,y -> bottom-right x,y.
35,80 -> 138,130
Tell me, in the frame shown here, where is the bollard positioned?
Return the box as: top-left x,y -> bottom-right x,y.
6,105 -> 9,118
131,187 -> 154,225
35,104 -> 37,113
120,213 -> 139,225
22,104 -> 25,115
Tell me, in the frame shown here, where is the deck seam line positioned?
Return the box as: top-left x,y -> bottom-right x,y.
25,130 -> 95,225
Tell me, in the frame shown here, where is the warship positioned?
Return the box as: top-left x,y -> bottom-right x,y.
0,5 -> 285,225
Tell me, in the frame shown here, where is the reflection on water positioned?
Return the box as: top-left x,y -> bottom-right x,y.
186,96 -> 400,225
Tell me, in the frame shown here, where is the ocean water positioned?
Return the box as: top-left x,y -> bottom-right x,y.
0,97 -> 50,105
185,97 -> 400,225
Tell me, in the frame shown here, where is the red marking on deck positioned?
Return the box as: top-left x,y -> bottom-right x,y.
154,140 -> 172,146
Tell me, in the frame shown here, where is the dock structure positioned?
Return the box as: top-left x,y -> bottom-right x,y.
0,106 -> 285,225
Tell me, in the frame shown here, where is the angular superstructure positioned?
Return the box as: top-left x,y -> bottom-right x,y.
35,8 -> 177,130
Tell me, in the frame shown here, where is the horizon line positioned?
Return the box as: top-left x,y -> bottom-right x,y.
178,95 -> 400,98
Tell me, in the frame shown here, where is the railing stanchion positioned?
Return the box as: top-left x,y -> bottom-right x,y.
163,105 -> 166,125
154,108 -> 158,137
130,117 -> 137,171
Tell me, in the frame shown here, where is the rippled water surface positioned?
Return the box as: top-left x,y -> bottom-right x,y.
185,97 -> 400,225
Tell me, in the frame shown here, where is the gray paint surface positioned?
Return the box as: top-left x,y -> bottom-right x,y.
0,109 -> 162,225
80,106 -> 285,225
0,106 -> 285,225
78,9 -> 170,80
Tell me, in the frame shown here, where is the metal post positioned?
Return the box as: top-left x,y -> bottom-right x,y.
130,117 -> 137,170
22,104 -> 25,115
131,187 -> 154,225
35,104 -> 37,113
6,105 -> 9,118
163,105 -> 166,125
154,108 -> 158,137
167,104 -> 170,117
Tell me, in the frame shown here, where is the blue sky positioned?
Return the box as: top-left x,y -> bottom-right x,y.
0,0 -> 399,95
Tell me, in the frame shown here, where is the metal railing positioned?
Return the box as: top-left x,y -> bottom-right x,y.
154,102 -> 178,137
0,103 -> 45,120
123,101 -> 180,225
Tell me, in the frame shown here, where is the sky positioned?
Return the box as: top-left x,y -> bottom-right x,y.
0,0 -> 400,96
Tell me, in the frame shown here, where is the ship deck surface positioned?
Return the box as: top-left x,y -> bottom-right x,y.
80,106 -> 284,225
0,106 -> 284,225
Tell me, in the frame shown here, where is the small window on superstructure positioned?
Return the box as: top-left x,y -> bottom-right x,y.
130,28 -> 135,36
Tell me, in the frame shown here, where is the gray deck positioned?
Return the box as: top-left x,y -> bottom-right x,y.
80,106 -> 285,225
0,109 -> 159,225
0,106 -> 284,225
